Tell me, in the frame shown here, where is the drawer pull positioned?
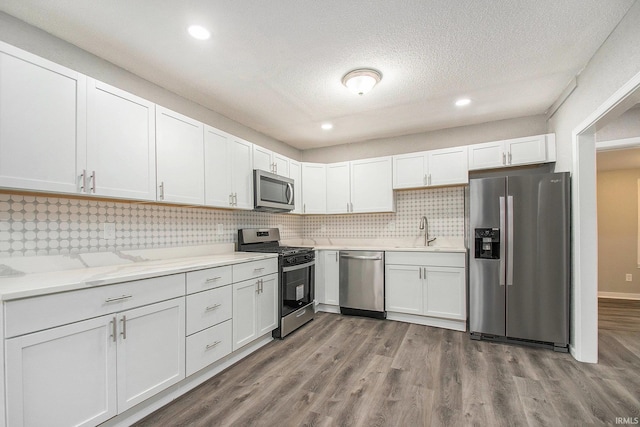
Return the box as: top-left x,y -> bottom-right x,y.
205,341 -> 222,350
253,267 -> 265,272
205,304 -> 222,312
105,295 -> 133,303
296,309 -> 306,318
205,276 -> 222,283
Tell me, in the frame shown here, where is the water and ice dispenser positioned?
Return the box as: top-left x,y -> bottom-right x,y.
474,228 -> 500,259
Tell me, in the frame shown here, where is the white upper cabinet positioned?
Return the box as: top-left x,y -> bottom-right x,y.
204,126 -> 253,210
0,41 -> 86,194
393,146 -> 467,189
155,106 -> 204,205
468,134 -> 556,170
253,145 -> 290,177
289,160 -> 303,214
86,79 -> 156,201
350,156 -> 394,213
301,163 -> 327,214
326,162 -> 351,214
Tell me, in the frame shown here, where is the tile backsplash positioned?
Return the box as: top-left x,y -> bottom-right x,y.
303,187 -> 465,239
0,186 -> 464,257
0,193 -> 302,257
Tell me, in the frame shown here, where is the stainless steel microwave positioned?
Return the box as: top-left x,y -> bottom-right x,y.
253,169 -> 294,212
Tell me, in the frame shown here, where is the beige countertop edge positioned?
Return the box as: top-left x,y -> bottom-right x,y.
0,252 -> 278,301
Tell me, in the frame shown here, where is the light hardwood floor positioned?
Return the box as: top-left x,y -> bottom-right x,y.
136,301 -> 640,426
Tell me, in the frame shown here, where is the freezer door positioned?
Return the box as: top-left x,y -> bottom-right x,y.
469,177 -> 506,336
506,173 -> 570,344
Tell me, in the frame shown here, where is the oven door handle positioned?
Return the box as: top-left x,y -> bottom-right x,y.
282,260 -> 316,272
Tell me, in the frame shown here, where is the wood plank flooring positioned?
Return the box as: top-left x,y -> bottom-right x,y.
136,301 -> 640,426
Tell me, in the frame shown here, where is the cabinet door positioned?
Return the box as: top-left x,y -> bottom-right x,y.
0,43 -> 86,194
301,163 -> 327,214
86,79 -> 156,200
230,137 -> 254,210
468,141 -> 505,170
273,153 -> 290,177
204,126 -> 233,208
289,160 -> 303,214
505,135 -> 546,166
324,251 -> 339,306
233,278 -> 259,350
428,146 -> 468,186
6,315 -> 117,427
257,273 -> 278,336
350,157 -> 394,213
423,267 -> 465,320
385,265 -> 423,314
156,106 -> 204,204
326,162 -> 351,214
117,297 -> 186,412
253,145 -> 273,173
393,152 -> 427,189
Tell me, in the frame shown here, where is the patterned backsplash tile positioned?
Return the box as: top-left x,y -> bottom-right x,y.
0,186 -> 464,257
303,187 -> 465,239
0,193 -> 302,257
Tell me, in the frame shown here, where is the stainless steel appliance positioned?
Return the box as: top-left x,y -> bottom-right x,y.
339,251 -> 386,319
253,169 -> 294,212
237,228 -> 314,338
469,172 -> 570,351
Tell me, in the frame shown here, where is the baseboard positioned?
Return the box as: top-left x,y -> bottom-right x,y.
316,303 -> 340,314
386,312 -> 467,332
598,291 -> 640,300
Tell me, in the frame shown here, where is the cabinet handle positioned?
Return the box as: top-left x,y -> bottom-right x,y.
159,181 -> 165,200
206,341 -> 222,350
335,252 -> 338,262
419,267 -> 422,279
205,276 -> 222,283
303,203 -> 306,214
105,294 -> 133,303
275,163 -> 278,174
428,174 -> 432,186
234,193 -> 238,205
424,268 -> 427,278
254,267 -> 265,272
508,152 -> 512,164
205,303 -> 222,312
424,174 -> 427,186
80,169 -> 87,192
350,202 -> 353,212
90,170 -> 96,193
110,316 -> 117,342
256,281 -> 260,293
229,193 -> 233,206
502,152 -> 506,165
120,315 -> 127,339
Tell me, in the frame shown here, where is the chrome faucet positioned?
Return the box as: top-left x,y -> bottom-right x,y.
419,216 -> 437,246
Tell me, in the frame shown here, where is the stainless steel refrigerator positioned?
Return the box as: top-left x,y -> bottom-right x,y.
469,172 -> 570,351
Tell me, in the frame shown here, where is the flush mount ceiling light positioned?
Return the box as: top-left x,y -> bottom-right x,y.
455,98 -> 471,107
342,68 -> 382,95
188,25 -> 211,40
321,123 -> 333,130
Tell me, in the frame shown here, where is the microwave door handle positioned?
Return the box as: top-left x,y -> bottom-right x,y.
286,182 -> 294,204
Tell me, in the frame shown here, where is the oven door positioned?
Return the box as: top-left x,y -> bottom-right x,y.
281,260 -> 315,317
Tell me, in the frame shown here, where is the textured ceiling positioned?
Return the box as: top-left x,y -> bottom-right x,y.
0,1 -> 635,150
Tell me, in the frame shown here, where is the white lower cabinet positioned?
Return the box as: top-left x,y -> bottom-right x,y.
6,315 -> 117,427
5,296 -> 185,426
315,250 -> 339,308
232,272 -> 278,351
385,252 -> 466,328
186,320 -> 233,377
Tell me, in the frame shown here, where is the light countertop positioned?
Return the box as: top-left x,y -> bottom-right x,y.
0,245 -> 277,301
282,237 -> 467,253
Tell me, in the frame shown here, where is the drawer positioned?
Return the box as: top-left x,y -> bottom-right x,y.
186,265 -> 232,295
5,274 -> 185,338
186,320 -> 232,377
186,285 -> 232,335
385,251 -> 465,268
232,258 -> 278,283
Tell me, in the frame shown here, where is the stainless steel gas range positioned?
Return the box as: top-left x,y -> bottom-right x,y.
238,228 -> 315,338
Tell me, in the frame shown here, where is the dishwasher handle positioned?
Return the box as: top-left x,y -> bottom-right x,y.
339,254 -> 383,261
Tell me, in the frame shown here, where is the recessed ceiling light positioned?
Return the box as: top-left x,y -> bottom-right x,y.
342,69 -> 382,95
188,25 -> 211,40
321,123 -> 333,130
455,98 -> 471,107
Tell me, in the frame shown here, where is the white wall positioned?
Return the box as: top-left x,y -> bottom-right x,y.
596,106 -> 640,142
0,12 -> 302,161
302,115 -> 547,163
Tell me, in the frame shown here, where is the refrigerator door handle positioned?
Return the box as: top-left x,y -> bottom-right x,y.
507,195 -> 514,286
499,196 -> 506,286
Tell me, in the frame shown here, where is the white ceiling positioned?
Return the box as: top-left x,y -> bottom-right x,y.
0,1 -> 635,150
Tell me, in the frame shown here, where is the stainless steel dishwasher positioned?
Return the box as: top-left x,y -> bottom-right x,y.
339,251 -> 386,319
